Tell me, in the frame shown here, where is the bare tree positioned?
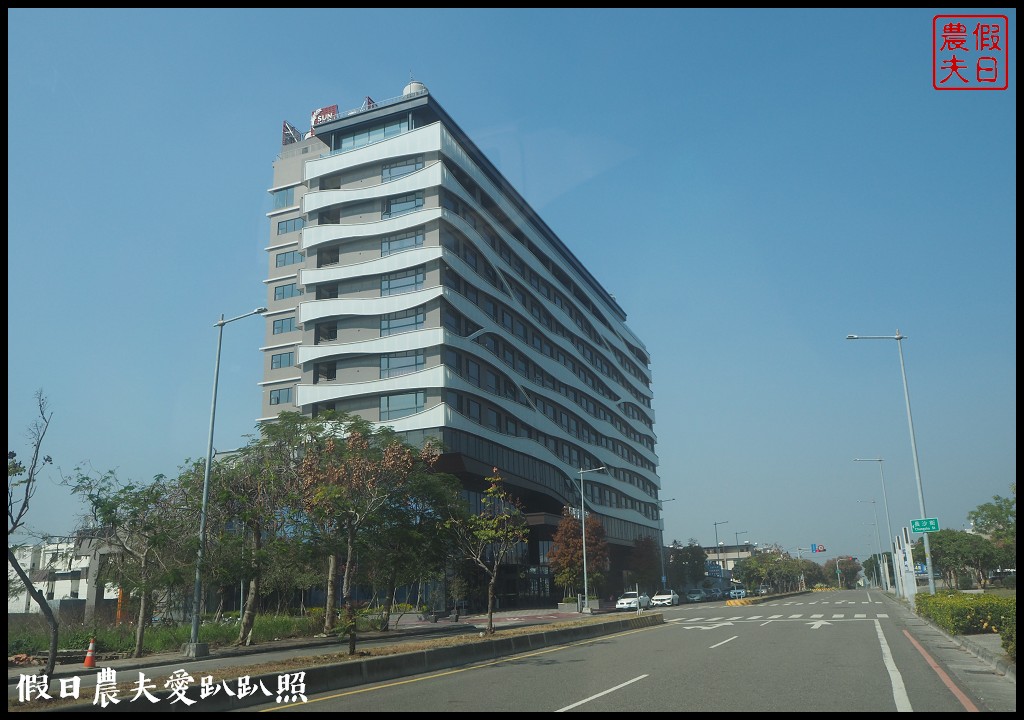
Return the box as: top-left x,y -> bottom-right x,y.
8,390 -> 59,678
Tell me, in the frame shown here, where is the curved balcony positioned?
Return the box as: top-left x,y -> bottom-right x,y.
298,286 -> 441,325
302,162 -> 443,215
301,208 -> 442,252
300,246 -> 442,287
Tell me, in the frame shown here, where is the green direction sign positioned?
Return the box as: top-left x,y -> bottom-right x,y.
911,518 -> 940,533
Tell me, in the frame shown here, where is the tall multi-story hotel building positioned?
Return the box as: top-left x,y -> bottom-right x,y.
260,80 -> 661,603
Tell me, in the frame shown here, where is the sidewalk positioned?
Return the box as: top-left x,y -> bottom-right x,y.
941,627 -> 1015,681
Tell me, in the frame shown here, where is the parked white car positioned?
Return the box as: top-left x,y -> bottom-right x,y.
650,589 -> 680,606
729,587 -> 747,599
615,591 -> 652,610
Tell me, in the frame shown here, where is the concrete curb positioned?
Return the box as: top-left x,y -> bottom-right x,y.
932,623 -> 1015,682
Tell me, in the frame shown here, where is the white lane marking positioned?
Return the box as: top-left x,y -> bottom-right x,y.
556,675 -> 647,712
874,618 -> 912,711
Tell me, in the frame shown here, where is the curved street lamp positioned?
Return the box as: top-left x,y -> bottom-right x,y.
847,331 -> 936,594
656,497 -> 675,591
713,520 -> 728,586
858,500 -> 886,590
185,306 -> 267,657
577,466 -> 605,613
855,458 -> 900,597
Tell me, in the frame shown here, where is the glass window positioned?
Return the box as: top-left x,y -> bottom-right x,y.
333,118 -> 409,153
443,348 -> 461,372
382,192 -> 424,219
277,218 -> 304,235
380,391 -> 425,421
381,156 -> 424,182
381,350 -> 425,378
381,266 -> 425,296
272,187 -> 295,210
269,387 -> 293,406
274,283 -> 303,301
380,306 -> 425,336
275,250 -> 305,268
485,407 -> 499,430
272,317 -> 297,335
271,351 -> 294,369
381,229 -> 425,256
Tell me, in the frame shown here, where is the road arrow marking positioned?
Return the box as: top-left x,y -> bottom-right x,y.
808,620 -> 833,629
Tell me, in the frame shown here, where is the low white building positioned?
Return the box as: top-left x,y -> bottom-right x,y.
8,539 -> 117,617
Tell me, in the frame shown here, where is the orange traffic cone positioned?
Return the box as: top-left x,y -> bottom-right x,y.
83,638 -> 96,669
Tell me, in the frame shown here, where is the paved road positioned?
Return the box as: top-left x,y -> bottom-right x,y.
9,594 -> 1014,711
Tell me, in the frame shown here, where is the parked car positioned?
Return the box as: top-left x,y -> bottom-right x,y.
685,589 -> 706,603
705,588 -> 723,600
729,588 -> 747,599
651,589 -> 680,606
615,591 -> 652,610
756,585 -> 770,596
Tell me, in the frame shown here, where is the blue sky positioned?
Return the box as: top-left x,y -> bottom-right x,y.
8,9 -> 1016,565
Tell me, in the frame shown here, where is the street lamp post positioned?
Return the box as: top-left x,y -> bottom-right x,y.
713,520 -> 728,587
578,466 -> 606,613
847,330 -> 936,594
858,499 -> 888,591
656,498 -> 675,591
795,547 -> 808,591
185,307 -> 267,658
855,458 -> 899,597
734,531 -> 748,561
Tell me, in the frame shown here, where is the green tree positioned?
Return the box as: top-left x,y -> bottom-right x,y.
967,484 -> 1016,570
667,539 -> 708,589
926,528 -> 1000,589
825,556 -> 862,589
69,469 -> 192,657
627,536 -> 661,594
444,469 -> 529,635
356,466 -> 462,629
8,391 -> 59,678
209,421 -> 306,647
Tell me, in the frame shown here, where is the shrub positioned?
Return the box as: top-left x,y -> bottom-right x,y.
998,607 -> 1015,661
916,590 -> 1016,639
